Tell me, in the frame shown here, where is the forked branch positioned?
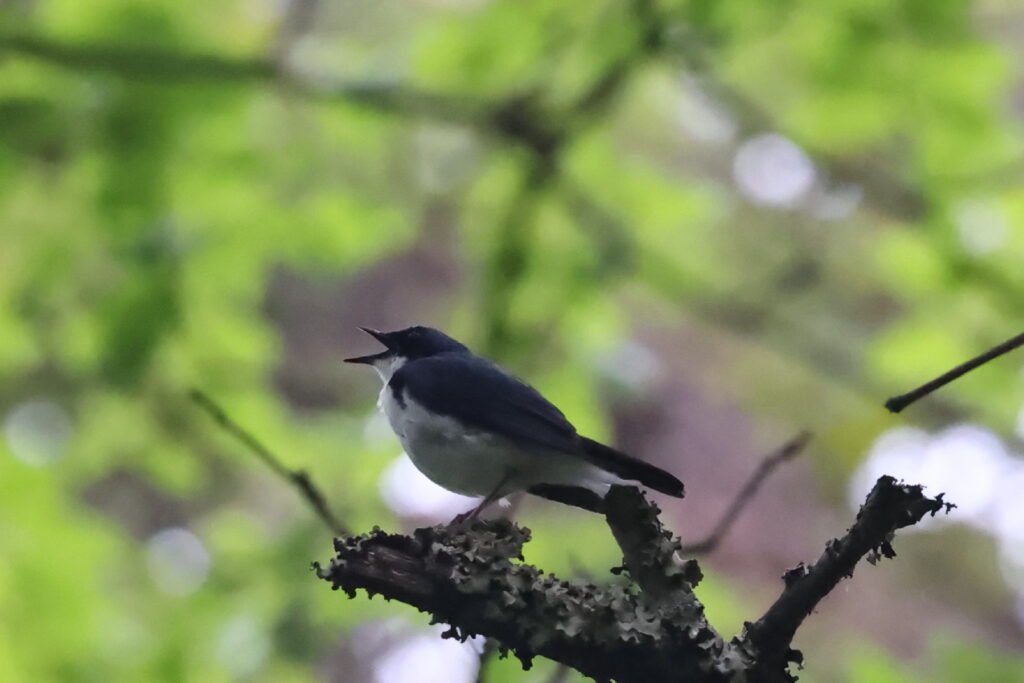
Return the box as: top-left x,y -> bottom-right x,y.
317,477 -> 947,682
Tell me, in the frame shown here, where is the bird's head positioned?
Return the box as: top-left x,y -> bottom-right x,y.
345,326 -> 468,379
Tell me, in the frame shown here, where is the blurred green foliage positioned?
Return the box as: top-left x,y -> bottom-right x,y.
2,0 -> 1024,681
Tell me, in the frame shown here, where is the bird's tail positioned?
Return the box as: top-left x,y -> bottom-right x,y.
578,437 -> 684,498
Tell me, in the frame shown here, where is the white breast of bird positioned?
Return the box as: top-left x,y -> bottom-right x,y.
378,379 -> 618,500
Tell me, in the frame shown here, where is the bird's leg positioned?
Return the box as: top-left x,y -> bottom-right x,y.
450,469 -> 516,526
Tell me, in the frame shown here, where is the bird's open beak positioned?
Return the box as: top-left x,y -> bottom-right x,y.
344,327 -> 394,365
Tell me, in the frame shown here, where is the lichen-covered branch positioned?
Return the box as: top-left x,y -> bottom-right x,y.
314,519 -> 725,683
315,477 -> 948,682
735,476 -> 951,681
604,485 -> 703,603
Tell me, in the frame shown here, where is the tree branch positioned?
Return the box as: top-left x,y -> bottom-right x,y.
316,476 -> 947,682
315,518 -> 725,683
604,485 -> 702,603
0,32 -> 488,124
189,389 -> 348,535
736,476 -> 951,680
0,32 -> 274,81
1,24 -> 931,224
680,432 -> 811,556
884,330 -> 1024,413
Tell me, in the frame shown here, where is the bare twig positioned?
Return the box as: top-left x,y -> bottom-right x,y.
680,432 -> 811,555
884,331 -> 1024,413
189,388 -> 348,535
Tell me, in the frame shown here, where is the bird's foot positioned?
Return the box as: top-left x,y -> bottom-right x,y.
448,509 -> 479,529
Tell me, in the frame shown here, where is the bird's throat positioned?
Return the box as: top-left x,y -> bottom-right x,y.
372,355 -> 407,385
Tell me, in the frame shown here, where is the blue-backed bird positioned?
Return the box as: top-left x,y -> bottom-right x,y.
346,326 -> 684,520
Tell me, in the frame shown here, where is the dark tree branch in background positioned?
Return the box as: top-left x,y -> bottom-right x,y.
0,24 -> 927,222
680,432 -> 811,555
189,389 -> 348,536
885,330 -> 1024,413
317,477 -> 947,683
479,157 -> 554,360
0,32 -> 489,125
0,32 -> 275,81
479,0 -> 662,360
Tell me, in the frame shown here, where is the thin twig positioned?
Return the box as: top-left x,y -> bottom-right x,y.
884,331 -> 1024,413
680,432 -> 811,556
189,388 -> 348,535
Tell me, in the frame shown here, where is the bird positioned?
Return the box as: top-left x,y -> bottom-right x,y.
345,325 -> 684,520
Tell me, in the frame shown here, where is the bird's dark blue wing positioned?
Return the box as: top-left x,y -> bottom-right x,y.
391,353 -> 580,454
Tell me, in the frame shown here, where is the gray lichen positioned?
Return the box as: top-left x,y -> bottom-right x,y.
315,515 -> 729,681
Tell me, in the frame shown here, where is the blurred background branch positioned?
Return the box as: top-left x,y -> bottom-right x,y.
189,388 -> 348,536
680,432 -> 811,556
0,30 -> 491,122
886,330 -> 1024,414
